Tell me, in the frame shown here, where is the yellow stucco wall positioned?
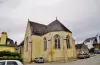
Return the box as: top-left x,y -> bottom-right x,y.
23,31 -> 77,63
31,35 -> 43,60
23,23 -> 32,63
42,31 -> 76,62
0,46 -> 15,52
0,33 -> 7,44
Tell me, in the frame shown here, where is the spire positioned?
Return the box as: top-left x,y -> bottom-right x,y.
28,19 -> 30,21
56,16 -> 58,20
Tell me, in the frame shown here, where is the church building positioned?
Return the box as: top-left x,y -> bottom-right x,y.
23,19 -> 77,63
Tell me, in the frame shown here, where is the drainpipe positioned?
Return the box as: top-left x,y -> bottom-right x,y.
28,41 -> 32,62
29,37 -> 32,62
51,39 -> 53,62
62,36 -> 66,62
49,33 -> 53,62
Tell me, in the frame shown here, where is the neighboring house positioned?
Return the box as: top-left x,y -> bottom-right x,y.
75,43 -> 89,54
84,34 -> 100,49
0,32 -> 17,52
23,19 -> 77,63
17,40 -> 24,59
94,44 -> 100,53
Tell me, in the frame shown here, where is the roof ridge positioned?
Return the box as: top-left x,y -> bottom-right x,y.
29,21 -> 47,26
47,19 -> 72,33
29,19 -> 72,36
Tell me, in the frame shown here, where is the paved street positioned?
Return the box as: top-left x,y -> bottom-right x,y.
26,54 -> 100,65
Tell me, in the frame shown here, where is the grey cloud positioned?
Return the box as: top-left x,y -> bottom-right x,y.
0,18 -> 26,34
0,0 -> 8,4
65,19 -> 100,43
0,17 -> 27,44
0,0 -> 22,17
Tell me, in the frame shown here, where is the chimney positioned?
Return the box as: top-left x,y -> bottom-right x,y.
15,41 -> 17,45
0,32 -> 8,44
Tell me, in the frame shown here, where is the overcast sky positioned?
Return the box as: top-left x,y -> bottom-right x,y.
0,0 -> 100,45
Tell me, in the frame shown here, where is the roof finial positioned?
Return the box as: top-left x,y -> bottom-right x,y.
56,16 -> 58,20
28,19 -> 30,21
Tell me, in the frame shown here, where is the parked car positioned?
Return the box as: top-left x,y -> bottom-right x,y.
94,50 -> 100,54
77,53 -> 90,59
0,60 -> 23,65
33,57 -> 44,63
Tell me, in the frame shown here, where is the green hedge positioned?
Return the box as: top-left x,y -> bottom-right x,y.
0,51 -> 23,62
0,51 -> 20,57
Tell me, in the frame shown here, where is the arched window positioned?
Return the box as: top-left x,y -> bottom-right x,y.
66,35 -> 71,49
44,37 -> 47,51
54,34 -> 60,49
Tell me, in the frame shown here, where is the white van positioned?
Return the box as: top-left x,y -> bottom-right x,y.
0,60 -> 23,65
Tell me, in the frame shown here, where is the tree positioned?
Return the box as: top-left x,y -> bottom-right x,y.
89,48 -> 94,53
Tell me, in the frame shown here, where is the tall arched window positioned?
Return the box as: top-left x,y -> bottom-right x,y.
66,35 -> 71,49
44,37 -> 47,51
54,34 -> 60,49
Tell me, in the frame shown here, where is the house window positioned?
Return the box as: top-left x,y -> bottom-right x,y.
54,34 -> 60,49
66,35 -> 71,49
44,37 -> 47,51
26,37 -> 28,52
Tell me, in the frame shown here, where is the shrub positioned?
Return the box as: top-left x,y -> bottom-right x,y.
10,52 -> 20,57
0,51 -> 20,57
0,51 -> 23,62
89,48 -> 94,53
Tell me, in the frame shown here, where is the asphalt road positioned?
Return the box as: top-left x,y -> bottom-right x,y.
26,54 -> 100,65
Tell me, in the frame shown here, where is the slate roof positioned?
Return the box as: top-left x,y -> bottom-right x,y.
29,19 -> 72,36
0,38 -> 16,47
84,35 -> 100,43
29,21 -> 47,35
84,37 -> 96,43
6,38 -> 14,44
18,40 -> 24,46
6,38 -> 16,46
47,20 -> 72,33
